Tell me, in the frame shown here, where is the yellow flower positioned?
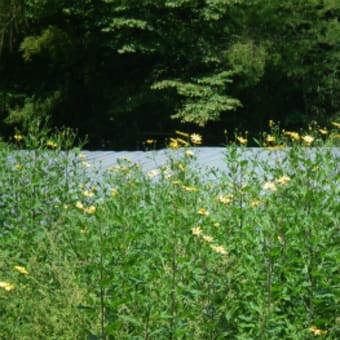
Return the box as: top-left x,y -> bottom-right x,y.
46,140 -> 58,148
266,144 -> 285,151
63,204 -> 70,209
217,194 -> 233,204
331,121 -> 340,128
329,133 -> 340,139
213,222 -> 220,227
319,128 -> 328,135
191,226 -> 202,236
185,150 -> 194,157
182,185 -> 197,192
210,244 -> 228,255
14,265 -> 29,275
83,190 -> 94,197
79,153 -> 87,159
268,120 -> 274,127
236,136 -> 247,145
146,139 -> 156,144
178,163 -> 185,171
82,161 -> 91,168
163,170 -> 172,179
198,208 -> 210,216
0,281 -> 14,291
110,188 -> 118,196
147,169 -> 160,178
14,134 -> 24,141
175,130 -> 189,137
309,326 -> 328,335
275,175 -> 291,185
263,182 -> 277,191
202,235 -> 214,243
284,131 -> 300,141
190,133 -> 202,145
75,201 -> 84,210
169,138 -> 180,149
250,199 -> 262,207
265,135 -> 275,143
80,228 -> 87,234
301,135 -> 314,145
84,206 -> 96,214
15,164 -> 22,170
176,137 -> 189,146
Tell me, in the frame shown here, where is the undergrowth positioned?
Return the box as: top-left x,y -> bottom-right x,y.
0,120 -> 339,339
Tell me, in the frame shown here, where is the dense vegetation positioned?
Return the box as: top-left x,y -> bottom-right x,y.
0,122 -> 339,338
0,0 -> 339,148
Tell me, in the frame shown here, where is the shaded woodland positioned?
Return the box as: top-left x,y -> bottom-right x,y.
0,0 -> 339,149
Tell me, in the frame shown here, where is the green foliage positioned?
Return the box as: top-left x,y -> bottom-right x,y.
5,92 -> 61,130
1,123 -> 339,338
0,125 -> 90,338
152,71 -> 241,125
20,26 -> 71,62
0,0 -> 25,53
0,0 -> 339,146
101,0 -> 247,125
255,0 -> 340,121
227,41 -> 268,86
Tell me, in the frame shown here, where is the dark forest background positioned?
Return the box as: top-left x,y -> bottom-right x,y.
0,0 -> 339,149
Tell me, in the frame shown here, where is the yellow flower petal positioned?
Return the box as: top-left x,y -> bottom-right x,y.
310,326 -> 328,335
175,130 -> 189,137
236,136 -> 247,145
83,190 -> 94,197
263,182 -> 277,191
169,138 -> 180,149
198,208 -> 209,216
202,235 -> 214,243
14,134 -> 24,141
210,245 -> 228,255
82,161 -> 91,168
301,135 -> 314,145
190,133 -> 202,145
265,135 -> 275,143
284,131 -> 300,140
147,169 -> 160,178
185,150 -> 194,157
191,227 -> 202,236
217,194 -> 233,204
46,140 -> 58,148
0,281 -> 14,291
182,185 -> 197,192
331,121 -> 340,128
14,265 -> 29,275
84,206 -> 96,214
275,175 -> 291,185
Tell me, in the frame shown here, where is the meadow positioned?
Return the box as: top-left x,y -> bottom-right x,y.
0,121 -> 339,339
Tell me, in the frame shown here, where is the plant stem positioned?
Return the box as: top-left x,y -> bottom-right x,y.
99,219 -> 106,340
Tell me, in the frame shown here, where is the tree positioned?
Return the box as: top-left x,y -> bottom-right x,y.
101,0 -> 246,126
0,0 -> 339,147
245,0 -> 340,126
